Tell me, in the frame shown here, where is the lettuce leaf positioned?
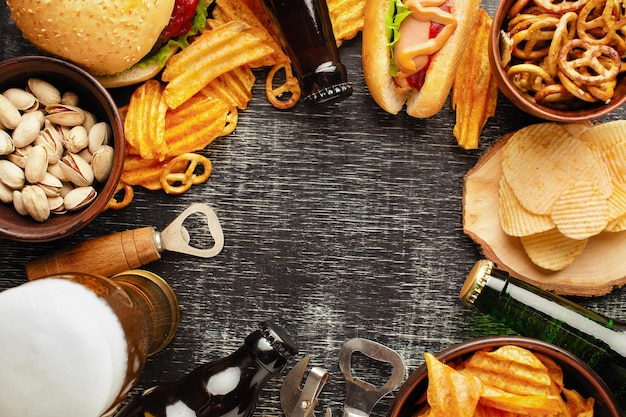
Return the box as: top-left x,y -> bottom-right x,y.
386,0 -> 411,76
138,0 -> 212,69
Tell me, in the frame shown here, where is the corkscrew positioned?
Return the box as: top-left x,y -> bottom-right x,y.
25,203 -> 224,280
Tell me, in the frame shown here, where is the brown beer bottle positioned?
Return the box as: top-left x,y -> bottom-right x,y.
261,0 -> 352,105
461,260 -> 626,412
114,321 -> 298,417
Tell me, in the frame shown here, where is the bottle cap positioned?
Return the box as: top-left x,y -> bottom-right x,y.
460,259 -> 493,307
301,62 -> 353,105
260,320 -> 298,358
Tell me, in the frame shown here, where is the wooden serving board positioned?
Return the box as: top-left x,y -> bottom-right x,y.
463,134 -> 626,297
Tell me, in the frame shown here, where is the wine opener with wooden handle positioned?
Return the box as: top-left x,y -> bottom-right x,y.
25,203 -> 224,280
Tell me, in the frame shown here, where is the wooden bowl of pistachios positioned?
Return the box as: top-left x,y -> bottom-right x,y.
0,55 -> 125,242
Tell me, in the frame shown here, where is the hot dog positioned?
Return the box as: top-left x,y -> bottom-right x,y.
362,0 -> 481,118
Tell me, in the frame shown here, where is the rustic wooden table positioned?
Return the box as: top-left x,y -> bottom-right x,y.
1,2 -> 625,415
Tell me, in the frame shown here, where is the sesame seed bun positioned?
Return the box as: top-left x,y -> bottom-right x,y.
6,0 -> 176,76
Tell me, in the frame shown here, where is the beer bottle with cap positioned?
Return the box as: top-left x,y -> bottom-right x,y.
261,0 -> 353,105
115,321 -> 298,417
460,259 -> 626,410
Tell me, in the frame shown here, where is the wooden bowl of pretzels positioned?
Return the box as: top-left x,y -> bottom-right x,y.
489,0 -> 626,122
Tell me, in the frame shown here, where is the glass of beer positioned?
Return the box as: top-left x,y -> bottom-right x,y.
0,269 -> 180,417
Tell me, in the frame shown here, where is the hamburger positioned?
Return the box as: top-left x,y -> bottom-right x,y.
5,0 -> 211,88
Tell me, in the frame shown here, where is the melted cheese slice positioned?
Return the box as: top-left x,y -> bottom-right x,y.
394,0 -> 457,75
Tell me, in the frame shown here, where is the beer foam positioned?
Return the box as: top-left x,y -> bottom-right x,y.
0,278 -> 128,417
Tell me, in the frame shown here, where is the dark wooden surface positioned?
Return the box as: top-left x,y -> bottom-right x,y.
1,2 -> 626,416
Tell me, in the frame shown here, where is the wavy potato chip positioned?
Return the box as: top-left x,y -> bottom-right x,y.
520,228 -> 587,271
579,119 -> 626,154
460,346 -> 553,397
162,21 -> 274,109
502,123 -> 612,215
499,176 -> 554,237
124,80 -> 168,161
479,385 -> 562,415
327,0 -> 366,45
551,181 -> 609,240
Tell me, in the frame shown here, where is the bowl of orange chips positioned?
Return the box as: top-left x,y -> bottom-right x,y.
387,336 -> 621,417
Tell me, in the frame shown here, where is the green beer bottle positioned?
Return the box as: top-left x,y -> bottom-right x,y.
460,260 -> 626,411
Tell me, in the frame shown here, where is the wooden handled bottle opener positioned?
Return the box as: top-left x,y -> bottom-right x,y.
25,203 -> 224,280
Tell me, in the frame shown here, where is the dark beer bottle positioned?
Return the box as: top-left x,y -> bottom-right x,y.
114,321 -> 298,417
261,0 -> 352,105
460,259 -> 626,411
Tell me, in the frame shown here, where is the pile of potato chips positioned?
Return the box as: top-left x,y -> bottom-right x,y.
416,345 -> 594,416
498,121 -> 626,271
111,0 -> 366,208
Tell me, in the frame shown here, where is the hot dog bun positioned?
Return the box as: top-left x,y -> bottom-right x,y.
362,0 -> 481,118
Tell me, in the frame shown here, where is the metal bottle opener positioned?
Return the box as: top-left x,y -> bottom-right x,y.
280,355 -> 331,417
339,338 -> 406,417
25,203 -> 224,280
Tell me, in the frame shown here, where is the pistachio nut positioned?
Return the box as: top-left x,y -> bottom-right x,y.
3,88 -> 38,111
0,182 -> 13,204
64,125 -> 89,153
36,172 -> 63,197
35,124 -> 64,164
7,146 -> 30,169
0,93 -> 22,130
24,144 -> 49,184
61,90 -> 79,107
82,111 -> 97,132
48,195 -> 66,214
78,148 -> 93,164
21,184 -> 50,222
45,104 -> 86,127
0,159 -> 25,189
28,78 -> 61,106
0,130 -> 14,155
88,121 -> 111,153
12,111 -> 45,148
47,162 -> 69,182
64,186 -> 96,211
12,190 -> 28,216
59,182 -> 73,198
59,152 -> 94,187
92,145 -> 114,183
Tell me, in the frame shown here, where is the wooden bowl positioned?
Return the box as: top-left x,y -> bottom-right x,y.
463,132 -> 626,296
0,56 -> 125,242
489,0 -> 626,122
386,336 -> 622,417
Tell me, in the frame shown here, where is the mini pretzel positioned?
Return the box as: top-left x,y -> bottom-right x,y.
265,62 -> 301,110
534,0 -> 589,13
508,0 -> 532,18
106,181 -> 134,211
545,12 -> 578,77
160,153 -> 212,195
577,0 -> 626,54
588,79 -> 617,101
512,16 -> 560,60
222,108 -> 239,136
558,69 -> 599,102
558,38 -> 621,86
508,63 -> 556,93
535,83 -> 576,104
